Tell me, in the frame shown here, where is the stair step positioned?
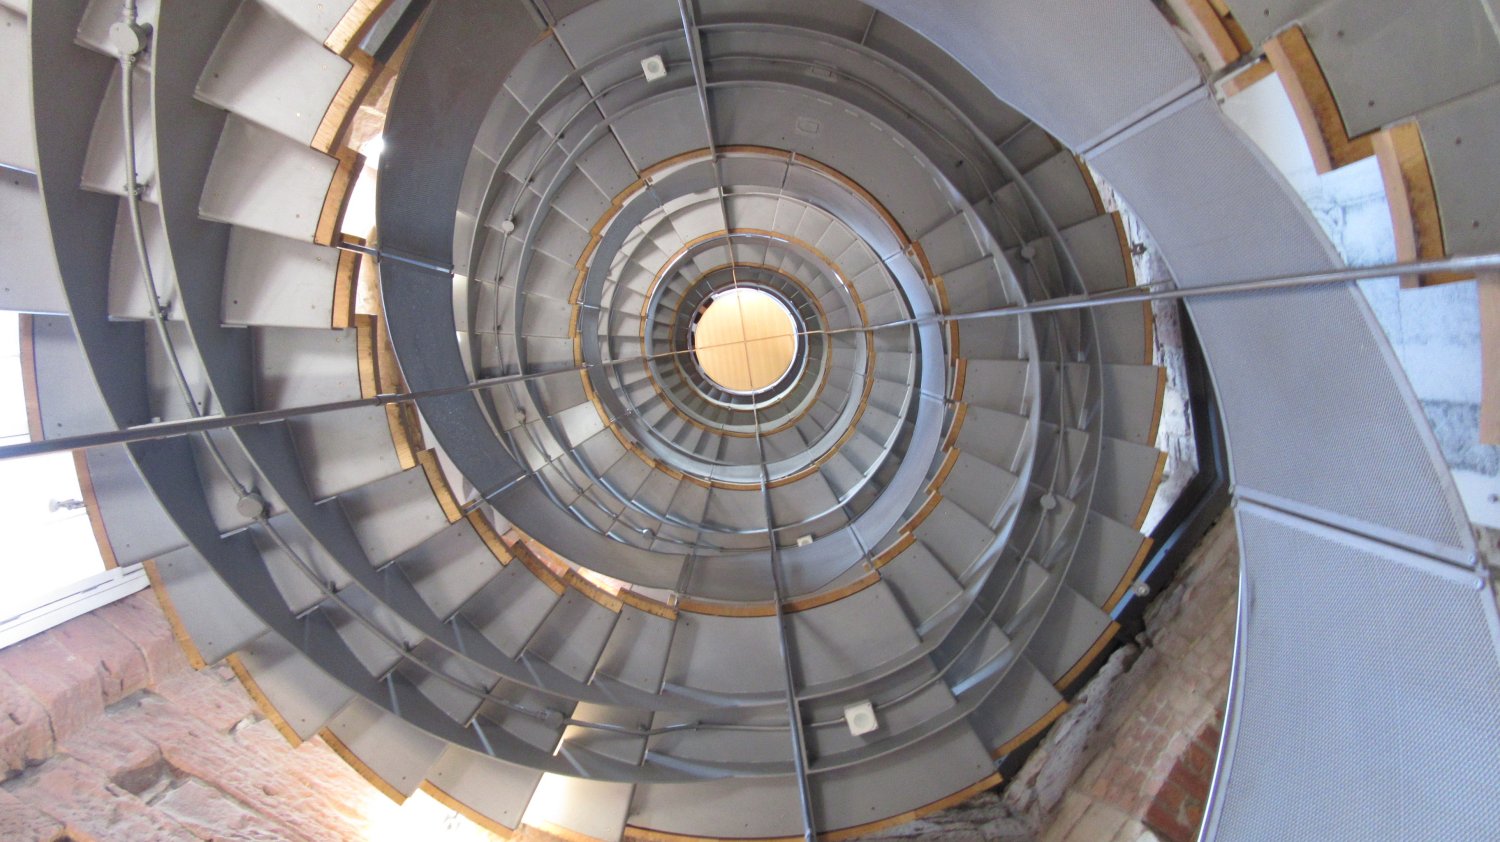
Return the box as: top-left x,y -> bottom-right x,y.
1023,584 -> 1115,687
324,695 -> 447,799
593,602 -> 676,694
223,228 -> 345,328
150,544 -> 267,664
195,1 -> 357,148
423,745 -> 543,834
523,774 -> 635,842
200,114 -> 345,241
0,173 -> 71,313
81,63 -> 157,200
233,631 -> 353,742
522,586 -> 621,682
914,497 -> 997,582
966,654 -> 1065,757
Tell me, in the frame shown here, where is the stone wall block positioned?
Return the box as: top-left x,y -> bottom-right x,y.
49,613 -> 151,705
0,669 -> 53,778
96,591 -> 192,684
0,636 -> 104,746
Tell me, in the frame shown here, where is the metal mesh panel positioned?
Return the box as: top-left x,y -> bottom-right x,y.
1089,93 -> 1470,555
1210,504 -> 1500,841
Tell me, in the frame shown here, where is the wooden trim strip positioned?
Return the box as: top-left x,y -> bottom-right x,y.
416,449 -> 463,523
1133,451 -> 1169,531
1053,622 -> 1122,691
1146,366 -> 1168,447
142,560 -> 208,670
617,588 -> 678,620
465,509 -> 514,565
315,149 -> 364,247
18,314 -> 43,441
1372,123 -> 1471,288
313,51 -> 378,155
1171,0 -> 1247,67
1104,537 -> 1155,613
384,403 -> 422,470
319,727 -> 408,804
529,819 -> 605,842
354,314 -> 379,398
1110,211 -> 1138,289
323,0 -> 394,57
943,403 -> 969,452
927,448 -> 960,494
1219,57 -> 1274,98
950,357 -> 968,403
1076,156 -> 1106,216
225,653 -> 304,747
784,572 -> 880,613
512,543 -> 567,596
1264,26 -> 1373,174
563,569 -> 624,613
332,237 -> 363,329
871,532 -> 916,569
73,451 -> 120,570
1481,274 -> 1500,445
992,699 -> 1071,758
674,597 -> 777,618
419,783 -> 517,837
902,492 -> 942,534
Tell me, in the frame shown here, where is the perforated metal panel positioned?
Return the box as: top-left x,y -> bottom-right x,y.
1208,504 -> 1500,841
1089,91 -> 1472,558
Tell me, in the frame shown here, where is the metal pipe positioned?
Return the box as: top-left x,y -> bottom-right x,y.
1,346 -> 716,460
825,251 -> 1500,337
17,251 -> 1494,462
334,239 -> 453,275
751,405 -> 818,842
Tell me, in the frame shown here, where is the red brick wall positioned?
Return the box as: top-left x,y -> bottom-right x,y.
0,591 -> 502,842
1043,514 -> 1239,842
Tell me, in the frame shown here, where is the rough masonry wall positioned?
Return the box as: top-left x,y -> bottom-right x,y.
0,591 -> 500,842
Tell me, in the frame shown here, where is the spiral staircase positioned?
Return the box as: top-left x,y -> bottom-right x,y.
2,1 -> 1497,840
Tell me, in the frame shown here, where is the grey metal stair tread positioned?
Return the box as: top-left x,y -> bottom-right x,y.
914,496 -> 998,582
325,696 -> 448,799
789,581 -> 923,691
424,745 -> 542,833
881,539 -> 964,631
1092,435 -> 1164,528
1102,363 -> 1165,446
967,654 -> 1065,757
522,587 -> 621,682
954,405 -> 1031,473
390,518 -> 506,621
234,631 -> 354,741
593,603 -> 676,693
200,115 -> 338,241
222,228 -> 341,328
194,1 -> 351,147
338,466 -> 453,563
1022,584 -> 1115,685
28,313 -> 115,436
81,444 -> 189,566
0,171 -> 69,313
150,544 -> 268,665
938,452 -> 1021,527
523,774 -> 635,842
1066,510 -> 1150,611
